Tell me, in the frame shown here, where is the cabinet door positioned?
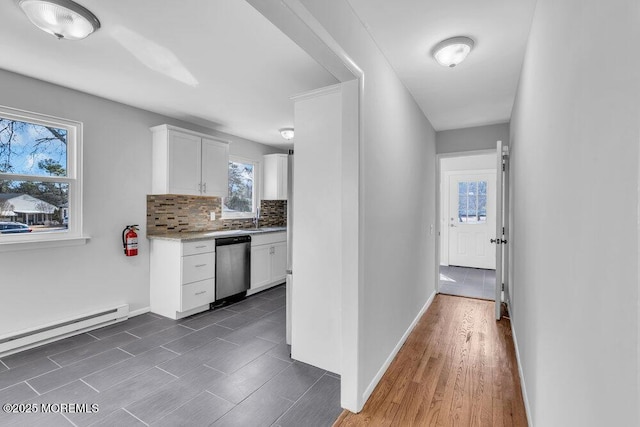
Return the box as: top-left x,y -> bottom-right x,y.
201,138 -> 229,197
271,241 -> 287,283
277,155 -> 288,200
251,245 -> 272,289
168,131 -> 202,195
263,155 -> 278,200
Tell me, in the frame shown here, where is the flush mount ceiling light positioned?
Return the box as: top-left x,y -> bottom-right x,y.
18,0 -> 100,40
432,36 -> 475,68
279,128 -> 294,140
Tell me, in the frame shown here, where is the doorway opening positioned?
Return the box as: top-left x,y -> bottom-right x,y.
438,151 -> 497,301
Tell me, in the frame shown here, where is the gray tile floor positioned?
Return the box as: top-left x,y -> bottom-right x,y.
0,285 -> 342,426
439,265 -> 496,300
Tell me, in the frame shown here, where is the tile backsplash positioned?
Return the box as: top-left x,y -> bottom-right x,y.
146,194 -> 286,235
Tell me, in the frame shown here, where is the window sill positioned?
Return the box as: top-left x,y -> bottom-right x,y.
221,213 -> 255,220
0,236 -> 91,253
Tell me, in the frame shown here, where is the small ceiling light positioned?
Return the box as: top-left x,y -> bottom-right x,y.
279,128 -> 294,140
18,0 -> 101,40
432,36 -> 475,68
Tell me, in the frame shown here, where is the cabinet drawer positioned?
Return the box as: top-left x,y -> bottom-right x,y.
182,253 -> 215,284
181,279 -> 213,312
183,240 -> 215,256
251,232 -> 286,247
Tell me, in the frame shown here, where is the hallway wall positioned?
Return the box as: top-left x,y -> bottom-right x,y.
436,122 -> 509,154
300,0 -> 438,410
509,0 -> 639,425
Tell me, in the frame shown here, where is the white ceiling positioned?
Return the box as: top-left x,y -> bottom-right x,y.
0,0 -> 337,147
1,1 -> 538,145
347,0 -> 537,131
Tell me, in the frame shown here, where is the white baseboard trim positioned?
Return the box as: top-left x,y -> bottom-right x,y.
508,307 -> 533,426
361,290 -> 436,404
129,307 -> 151,317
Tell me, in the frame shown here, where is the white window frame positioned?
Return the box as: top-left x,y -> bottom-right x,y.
222,155 -> 260,220
0,105 -> 86,250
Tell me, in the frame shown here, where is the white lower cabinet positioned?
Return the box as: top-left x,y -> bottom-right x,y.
249,232 -> 287,295
150,232 -> 286,318
150,239 -> 216,320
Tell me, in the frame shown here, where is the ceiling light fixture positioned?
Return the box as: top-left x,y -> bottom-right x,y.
18,0 -> 101,40
279,128 -> 294,141
432,36 -> 475,68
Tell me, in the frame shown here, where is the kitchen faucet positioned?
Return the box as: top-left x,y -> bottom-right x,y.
253,207 -> 260,229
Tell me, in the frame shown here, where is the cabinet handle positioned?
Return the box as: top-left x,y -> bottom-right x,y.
195,245 -> 207,249
203,182 -> 207,193
195,264 -> 207,268
195,291 -> 207,296
198,183 -> 202,192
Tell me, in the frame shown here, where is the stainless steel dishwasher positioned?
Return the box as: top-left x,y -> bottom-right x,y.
215,235 -> 251,300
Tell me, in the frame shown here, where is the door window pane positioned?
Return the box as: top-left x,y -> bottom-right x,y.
458,180 -> 487,223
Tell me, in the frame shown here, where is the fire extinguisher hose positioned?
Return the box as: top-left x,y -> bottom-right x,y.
122,226 -> 129,254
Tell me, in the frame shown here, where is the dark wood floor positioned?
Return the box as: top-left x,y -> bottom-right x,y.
333,294 -> 527,427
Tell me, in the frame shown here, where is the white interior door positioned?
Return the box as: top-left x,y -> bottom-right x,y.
448,171 -> 497,269
494,141 -> 506,320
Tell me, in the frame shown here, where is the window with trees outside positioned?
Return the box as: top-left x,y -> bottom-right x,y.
0,106 -> 82,242
223,157 -> 258,218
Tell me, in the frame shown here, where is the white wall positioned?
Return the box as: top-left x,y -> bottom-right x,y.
300,0 -> 438,408
440,153 -> 495,172
437,122 -> 509,154
509,0 -> 639,425
291,85 -> 343,373
0,69 -> 282,337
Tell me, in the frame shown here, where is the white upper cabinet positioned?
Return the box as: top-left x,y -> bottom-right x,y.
151,124 -> 229,197
263,153 -> 288,200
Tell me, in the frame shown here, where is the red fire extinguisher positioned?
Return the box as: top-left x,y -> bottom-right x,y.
122,225 -> 139,256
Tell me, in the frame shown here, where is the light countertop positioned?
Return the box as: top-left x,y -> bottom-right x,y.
147,226 -> 287,242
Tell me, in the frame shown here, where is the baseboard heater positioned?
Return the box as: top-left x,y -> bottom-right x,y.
0,304 -> 129,357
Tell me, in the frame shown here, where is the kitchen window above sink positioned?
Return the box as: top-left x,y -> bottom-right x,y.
223,156 -> 259,219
